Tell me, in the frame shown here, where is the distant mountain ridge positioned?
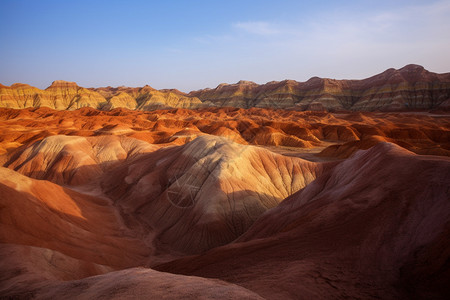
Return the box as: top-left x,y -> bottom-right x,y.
1,64 -> 449,111
0,81 -> 203,111
190,64 -> 450,110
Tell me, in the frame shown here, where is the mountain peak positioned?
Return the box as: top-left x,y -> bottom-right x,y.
236,80 -> 257,85
10,83 -> 33,89
398,64 -> 425,72
47,80 -> 79,89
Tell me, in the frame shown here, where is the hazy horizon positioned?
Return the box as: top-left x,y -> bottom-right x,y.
0,63 -> 446,93
1,0 -> 449,92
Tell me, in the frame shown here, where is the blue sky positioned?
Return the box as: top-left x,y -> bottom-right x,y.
1,0 -> 449,91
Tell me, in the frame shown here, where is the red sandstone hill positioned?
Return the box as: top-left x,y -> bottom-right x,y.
1,64 -> 449,111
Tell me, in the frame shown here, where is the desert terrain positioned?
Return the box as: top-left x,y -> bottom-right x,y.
0,63 -> 449,300
0,100 -> 449,299
2,0 -> 450,296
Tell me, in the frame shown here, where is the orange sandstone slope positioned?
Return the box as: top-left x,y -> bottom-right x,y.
156,143 -> 450,299
0,167 -> 151,270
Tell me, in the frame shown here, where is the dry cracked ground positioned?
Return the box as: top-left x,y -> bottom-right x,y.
0,107 -> 449,299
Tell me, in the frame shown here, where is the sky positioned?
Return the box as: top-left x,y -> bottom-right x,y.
1,0 -> 450,92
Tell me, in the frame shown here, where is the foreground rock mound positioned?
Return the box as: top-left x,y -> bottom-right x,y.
102,135 -> 325,255
157,143 -> 450,299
